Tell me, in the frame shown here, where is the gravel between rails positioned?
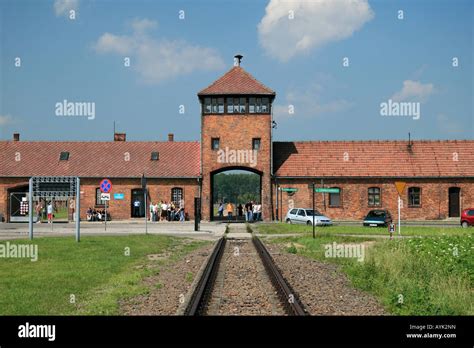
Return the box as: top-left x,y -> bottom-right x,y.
264,242 -> 387,315
205,239 -> 286,315
120,243 -> 214,315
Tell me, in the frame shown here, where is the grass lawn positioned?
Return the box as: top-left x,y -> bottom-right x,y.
256,222 -> 473,237
265,232 -> 473,315
0,235 -> 208,315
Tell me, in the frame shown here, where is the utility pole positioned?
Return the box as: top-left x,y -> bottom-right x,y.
142,174 -> 147,235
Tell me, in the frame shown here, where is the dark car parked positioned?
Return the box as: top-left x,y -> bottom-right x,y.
461,208 -> 474,228
363,209 -> 392,227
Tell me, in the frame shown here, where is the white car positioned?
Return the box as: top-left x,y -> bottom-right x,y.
285,208 -> 333,226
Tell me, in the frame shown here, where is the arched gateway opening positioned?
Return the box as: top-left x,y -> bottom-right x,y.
210,167 -> 262,221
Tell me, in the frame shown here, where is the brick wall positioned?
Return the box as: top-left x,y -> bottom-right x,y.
201,114 -> 272,220
273,178 -> 474,221
1,176 -> 473,222
0,177 -> 199,222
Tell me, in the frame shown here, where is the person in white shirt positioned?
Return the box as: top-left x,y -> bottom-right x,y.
252,203 -> 258,222
256,203 -> 262,221
47,203 -> 53,223
161,202 -> 168,221
149,202 -> 154,221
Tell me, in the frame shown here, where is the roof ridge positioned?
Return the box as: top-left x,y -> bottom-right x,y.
273,139 -> 474,144
197,66 -> 235,95
198,66 -> 275,95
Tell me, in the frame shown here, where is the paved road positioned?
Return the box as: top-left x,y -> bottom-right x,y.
0,221 -> 226,241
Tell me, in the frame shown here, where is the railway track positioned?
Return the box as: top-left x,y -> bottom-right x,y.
184,227 -> 308,316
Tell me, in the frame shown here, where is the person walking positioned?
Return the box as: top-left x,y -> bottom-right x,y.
256,202 -> 262,221
248,201 -> 254,222
226,202 -> 234,221
179,199 -> 185,222
149,201 -> 154,222
133,199 -> 141,217
252,202 -> 258,222
35,202 -> 43,223
161,201 -> 168,221
170,202 -> 176,221
153,202 -> 159,222
218,202 -> 224,219
237,204 -> 243,218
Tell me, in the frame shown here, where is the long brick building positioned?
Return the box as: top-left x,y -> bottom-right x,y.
1,57 -> 473,223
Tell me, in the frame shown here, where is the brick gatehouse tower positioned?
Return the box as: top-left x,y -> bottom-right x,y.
198,55 -> 275,221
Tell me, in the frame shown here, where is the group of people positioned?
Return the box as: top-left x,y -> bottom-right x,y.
34,201 -> 54,223
149,201 -> 185,222
217,200 -> 262,221
86,207 -> 109,221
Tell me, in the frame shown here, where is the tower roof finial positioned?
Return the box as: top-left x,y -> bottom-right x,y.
234,54 -> 243,67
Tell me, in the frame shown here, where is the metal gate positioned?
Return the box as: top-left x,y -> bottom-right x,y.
9,192 -> 37,222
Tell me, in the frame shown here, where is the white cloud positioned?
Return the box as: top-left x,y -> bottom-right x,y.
391,80 -> 434,102
130,18 -> 157,34
54,0 -> 79,17
258,0 -> 374,62
273,83 -> 353,119
0,115 -> 14,126
94,18 -> 225,84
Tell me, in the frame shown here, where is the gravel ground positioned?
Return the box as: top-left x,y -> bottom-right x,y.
264,242 -> 387,315
120,242 -> 214,315
205,239 -> 286,315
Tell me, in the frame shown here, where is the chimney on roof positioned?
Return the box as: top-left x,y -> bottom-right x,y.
234,54 -> 243,67
13,133 -> 20,141
114,133 -> 126,141
168,133 -> 174,142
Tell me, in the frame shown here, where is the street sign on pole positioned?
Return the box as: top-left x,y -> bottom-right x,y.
100,179 -> 112,193
99,179 -> 112,231
314,188 -> 340,193
280,188 -> 298,193
394,181 -> 406,196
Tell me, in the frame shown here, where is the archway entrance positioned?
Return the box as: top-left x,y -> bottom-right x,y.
210,168 -> 262,221
448,187 -> 461,217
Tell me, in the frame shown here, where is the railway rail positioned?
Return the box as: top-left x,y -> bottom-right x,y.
184,232 -> 308,316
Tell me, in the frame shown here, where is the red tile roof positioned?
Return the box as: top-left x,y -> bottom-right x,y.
0,141 -> 201,178
273,140 -> 474,178
198,66 -> 275,96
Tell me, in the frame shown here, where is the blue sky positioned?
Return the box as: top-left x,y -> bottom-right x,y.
0,0 -> 472,141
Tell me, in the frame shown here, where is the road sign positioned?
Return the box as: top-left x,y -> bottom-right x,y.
394,181 -> 406,196
315,188 -> 340,193
114,193 -> 124,200
280,188 -> 298,192
100,193 -> 111,201
100,179 -> 112,193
